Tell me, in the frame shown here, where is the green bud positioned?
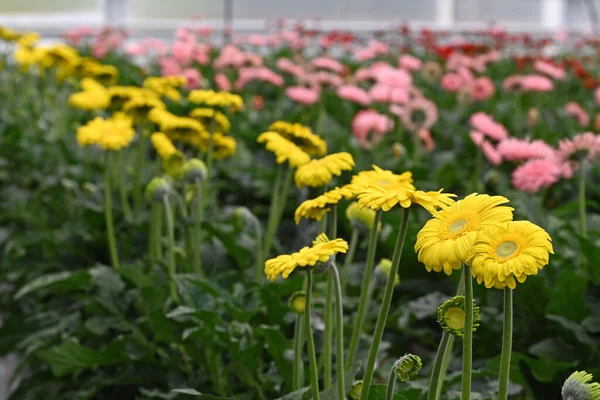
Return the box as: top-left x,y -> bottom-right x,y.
349,380 -> 363,400
163,151 -> 185,178
437,295 -> 480,337
145,176 -> 171,202
562,371 -> 600,400
182,158 -> 208,183
393,353 -> 422,382
288,291 -> 306,314
346,201 -> 377,232
375,258 -> 399,286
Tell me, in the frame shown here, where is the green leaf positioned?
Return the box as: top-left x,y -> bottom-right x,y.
577,236 -> 600,285
171,388 -> 231,399
547,315 -> 597,346
582,316 -> 600,333
366,384 -> 414,400
260,325 -> 293,389
14,270 -> 90,299
406,292 -> 449,320
545,269 -> 589,322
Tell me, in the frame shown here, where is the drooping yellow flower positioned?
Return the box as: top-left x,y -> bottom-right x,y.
144,76 -> 185,101
257,132 -> 310,168
268,121 -> 327,156
83,63 -> 119,86
208,133 -> 237,160
295,152 -> 355,188
188,89 -> 244,110
351,165 -> 415,192
108,86 -> 143,109
467,221 -> 553,289
76,113 -> 135,151
264,233 -> 348,281
415,194 -> 514,275
357,185 -> 455,213
151,132 -> 177,159
189,108 -> 231,133
0,27 -> 20,41
123,95 -> 165,124
295,186 -> 356,224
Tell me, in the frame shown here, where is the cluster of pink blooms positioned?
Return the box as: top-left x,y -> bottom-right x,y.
64,27 -> 126,58
440,51 -> 499,101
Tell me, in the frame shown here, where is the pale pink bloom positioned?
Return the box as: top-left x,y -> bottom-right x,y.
247,34 -> 268,46
555,29 -> 569,43
276,58 -> 306,77
244,52 -> 263,67
193,47 -> 210,65
235,67 -> 284,90
418,129 -> 435,151
214,45 -> 245,69
399,54 -> 422,71
315,71 -> 343,87
441,73 -> 463,92
64,26 -> 94,46
172,41 -> 195,65
354,67 -> 374,82
126,42 -> 147,56
312,57 -> 344,73
446,53 -> 469,71
393,97 -> 438,132
215,73 -> 231,91
352,109 -> 394,149
565,102 -> 590,127
195,26 -> 213,37
470,112 -> 508,141
497,138 -> 555,161
470,77 -> 495,101
595,87 -> 600,105
159,57 -> 183,76
337,85 -> 371,106
521,75 -> 554,92
556,132 -> 600,177
534,60 -> 565,80
457,67 -> 474,85
481,141 -> 502,165
512,159 -> 561,193
286,86 -> 321,105
354,41 -> 389,61
145,38 -> 167,55
370,85 -> 409,104
375,67 -> 412,88
92,44 -> 108,58
470,131 -> 485,146
503,75 -> 523,91
182,68 -> 202,89
175,27 -> 195,43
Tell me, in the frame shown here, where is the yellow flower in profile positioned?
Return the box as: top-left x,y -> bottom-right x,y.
69,88 -> 110,111
415,194 -> 514,275
144,76 -> 185,101
189,108 -> 231,133
86,64 -> 119,86
467,221 -> 553,289
150,109 -> 207,143
351,165 -> 415,191
14,45 -> 42,70
123,95 -> 165,124
208,133 -> 237,160
264,233 -> 348,281
188,89 -> 244,110
295,152 -> 355,188
295,186 -> 356,224
76,113 -> 135,151
151,132 -> 177,159
18,32 -> 40,47
357,185 -> 455,213
257,132 -> 311,168
0,27 -> 20,41
42,44 -> 80,67
108,86 -> 143,109
268,121 -> 327,155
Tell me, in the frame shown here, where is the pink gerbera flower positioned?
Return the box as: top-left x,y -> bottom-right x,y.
470,112 -> 509,141
392,97 -> 438,132
352,109 -> 394,149
481,140 -> 502,165
565,102 -> 590,127
497,138 -> 555,161
337,85 -> 371,106
555,132 -> 600,177
512,158 -> 561,193
470,76 -> 495,101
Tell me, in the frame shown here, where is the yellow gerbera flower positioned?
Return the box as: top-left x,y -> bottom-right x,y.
123,95 -> 165,124
76,113 -> 135,151
209,133 -> 237,160
69,89 -> 110,111
415,194 -> 514,275
264,233 -> 348,281
189,108 -> 231,133
188,89 -> 244,110
257,132 -> 311,168
295,186 -> 356,224
144,76 -> 185,101
351,165 -> 415,191
108,86 -> 143,109
467,221 -> 553,289
357,185 -> 455,213
268,121 -> 327,156
294,152 -> 355,188
86,63 -> 119,86
151,132 -> 177,159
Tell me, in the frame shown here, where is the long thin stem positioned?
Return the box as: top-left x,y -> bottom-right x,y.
191,179 -> 203,275
462,264 -> 474,400
428,331 -> 451,400
330,262 -> 346,400
293,313 -> 305,390
359,208 -> 410,400
323,207 -> 338,389
199,119 -> 215,239
472,149 -> 482,193
149,202 -> 163,261
132,126 -> 147,220
117,151 -> 133,221
104,152 -> 120,269
305,270 -> 320,400
579,162 -> 587,238
386,361 -> 400,400
163,195 -> 179,302
346,211 -> 382,371
340,229 -> 359,294
262,165 -> 284,257
497,288 -> 513,400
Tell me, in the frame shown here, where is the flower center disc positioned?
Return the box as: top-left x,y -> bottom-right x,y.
449,219 -> 467,233
446,307 -> 465,330
496,241 -> 518,258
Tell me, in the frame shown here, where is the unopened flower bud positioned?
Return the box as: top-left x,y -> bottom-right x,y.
457,87 -> 473,106
288,291 -> 306,314
562,371 -> 600,400
594,114 -> 600,131
346,202 -> 377,232
392,142 -> 407,159
145,176 -> 171,202
350,380 -> 363,400
375,258 -> 399,286
437,295 -> 480,337
528,108 -> 540,128
163,151 -> 185,178
393,354 -> 422,382
182,158 -> 208,183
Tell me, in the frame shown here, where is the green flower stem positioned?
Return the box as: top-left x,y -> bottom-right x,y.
199,119 -> 216,239
323,207 -> 338,389
149,202 -> 163,261
191,179 -> 203,276
104,152 -> 120,269
117,151 -> 133,222
472,149 -> 482,193
275,166 -> 294,225
163,195 -> 179,302
330,261 -> 346,400
579,162 -> 587,238
262,165 -> 284,258
359,208 -> 410,400
341,229 -> 359,294
427,331 -> 451,400
386,360 -> 401,400
497,288 -> 513,400
132,126 -> 148,220
346,210 -> 383,371
305,269 -> 320,400
462,264 -> 474,400
293,313 -> 305,390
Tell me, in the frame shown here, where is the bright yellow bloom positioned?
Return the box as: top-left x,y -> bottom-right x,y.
188,89 -> 244,110
151,132 -> 177,159
268,121 -> 327,155
294,152 -> 355,188
357,185 -> 455,213
123,95 -> 165,123
257,132 -> 310,168
76,113 -> 135,151
69,89 -> 111,111
14,45 -> 42,70
17,32 -> 40,47
40,44 -> 80,68
295,186 -> 356,224
415,194 -> 514,275
264,233 -> 348,281
351,165 -> 415,191
189,108 -> 231,133
144,76 -> 185,101
0,27 -> 20,41
150,108 -> 208,143
83,63 -> 119,86
108,86 -> 143,108
467,221 -> 553,289
208,133 -> 237,160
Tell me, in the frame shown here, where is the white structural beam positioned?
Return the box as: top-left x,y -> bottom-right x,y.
437,0 -> 456,28
541,0 -> 565,30
103,0 -> 129,27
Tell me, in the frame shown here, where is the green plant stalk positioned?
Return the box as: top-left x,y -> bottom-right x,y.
462,264 -> 474,400
205,348 -> 228,397
104,152 -> 120,269
305,269 -> 320,400
262,164 -> 284,258
323,207 -> 338,389
340,229 -> 359,294
427,331 -> 451,400
149,202 -> 163,261
191,179 -> 203,276
199,118 -> 216,238
163,195 -> 179,302
472,149 -> 482,193
497,288 -> 513,400
346,210 -> 383,371
117,151 -> 133,222
386,360 -> 400,400
359,208 -> 410,400
579,162 -> 587,238
271,166 -> 294,250
330,261 -> 346,400
132,126 -> 147,219
293,313 -> 305,390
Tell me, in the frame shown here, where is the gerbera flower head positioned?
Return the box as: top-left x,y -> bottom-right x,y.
76,113 -> 135,151
264,234 -> 348,281
467,220 -> 553,289
511,158 -> 561,194
144,75 -> 186,101
393,354 -> 422,382
350,165 -> 415,192
257,131 -> 311,168
437,295 -> 480,337
122,94 -> 165,124
562,371 -> 600,400
415,193 -> 514,275
189,107 -> 231,133
497,138 -> 555,161
556,132 -> 600,177
357,185 -> 455,213
295,186 -> 356,224
268,121 -> 327,155
392,97 -> 438,132
294,152 -> 355,188
469,112 -> 508,141
188,89 -> 244,110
